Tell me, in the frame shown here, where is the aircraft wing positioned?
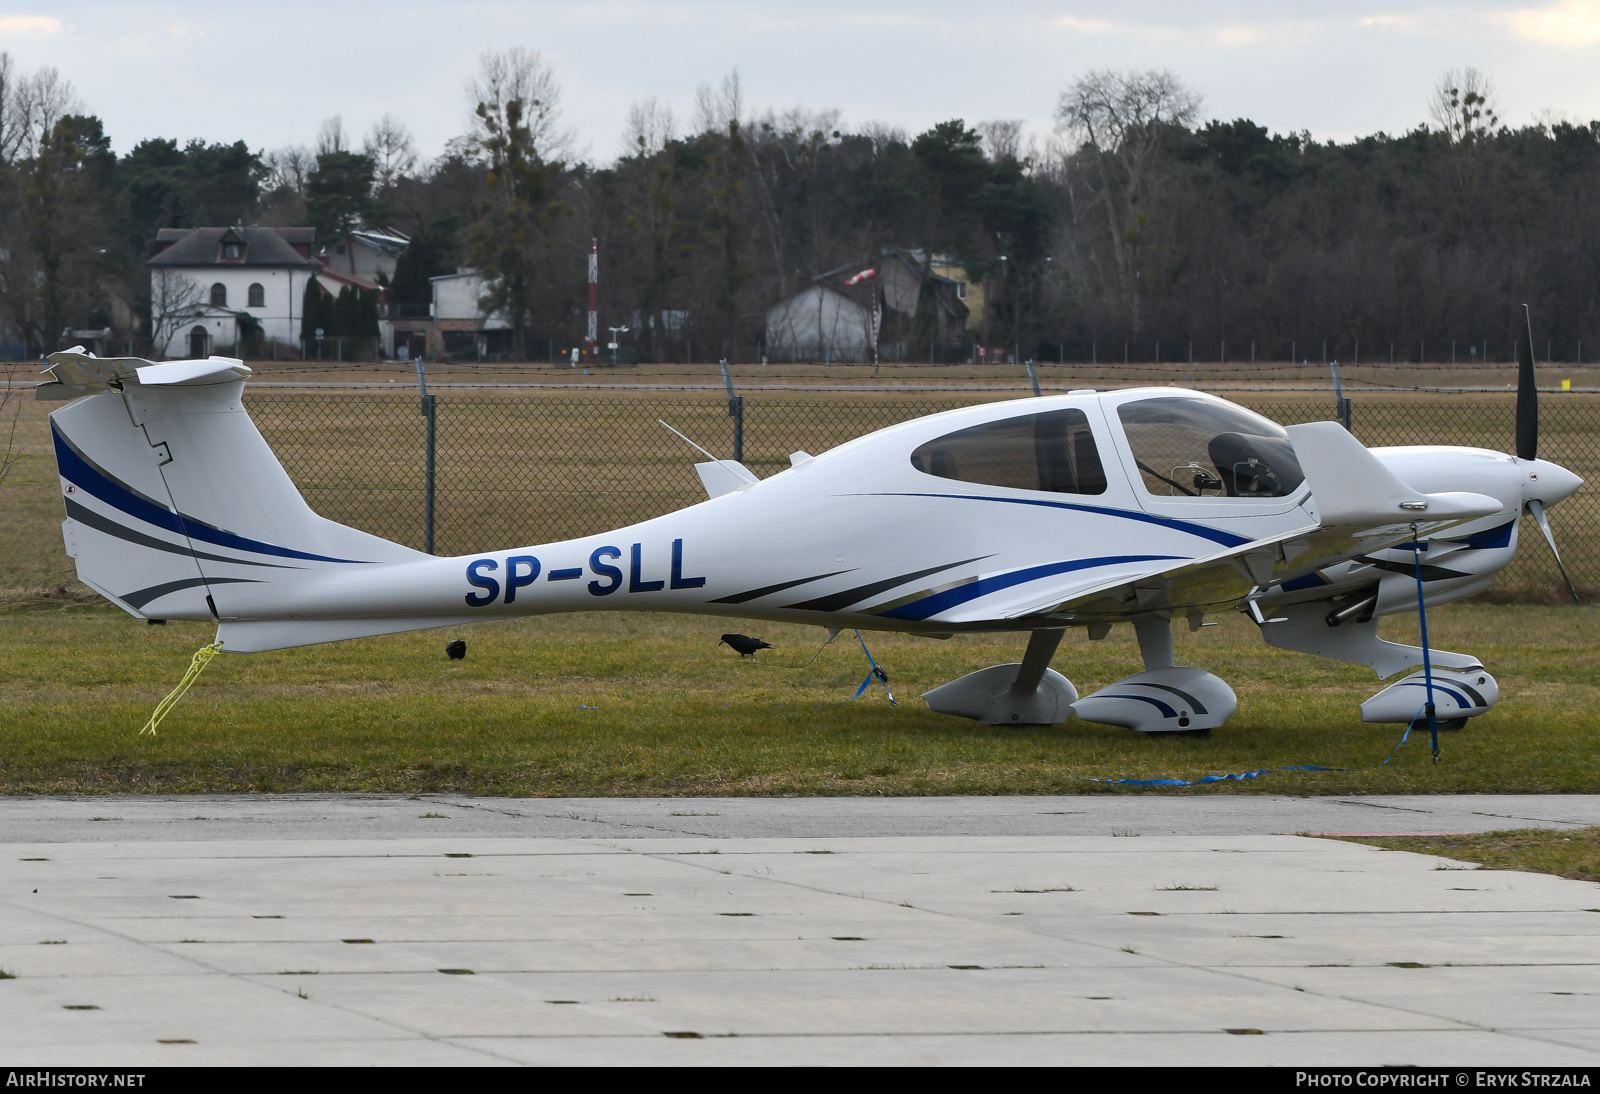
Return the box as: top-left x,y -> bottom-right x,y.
931,422 -> 1503,626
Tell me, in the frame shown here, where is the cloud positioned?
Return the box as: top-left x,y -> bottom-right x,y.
0,15 -> 63,35
1509,0 -> 1600,45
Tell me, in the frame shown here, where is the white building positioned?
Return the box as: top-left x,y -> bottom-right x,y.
764,252 -> 972,364
147,227 -> 321,359
764,283 -> 875,363
317,228 -> 408,283
417,270 -> 513,359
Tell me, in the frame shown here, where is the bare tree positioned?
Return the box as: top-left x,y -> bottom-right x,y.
316,116 -> 348,156
856,120 -> 904,155
1056,68 -> 1201,340
465,48 -> 572,164
622,96 -> 678,159
263,145 -> 315,195
365,114 -> 418,193
1430,67 -> 1500,144
0,59 -> 82,163
977,118 -> 1026,162
0,52 -> 18,165
148,270 -> 206,359
693,69 -> 745,135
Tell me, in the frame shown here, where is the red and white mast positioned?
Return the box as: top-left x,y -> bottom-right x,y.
585,238 -> 599,365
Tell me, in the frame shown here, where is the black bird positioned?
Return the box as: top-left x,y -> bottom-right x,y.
720,633 -> 773,657
445,639 -> 467,660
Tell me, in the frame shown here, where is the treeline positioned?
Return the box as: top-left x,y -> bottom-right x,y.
3,52 -> 1597,363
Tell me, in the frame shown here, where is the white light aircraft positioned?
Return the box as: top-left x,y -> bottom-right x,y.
38,314 -> 1581,734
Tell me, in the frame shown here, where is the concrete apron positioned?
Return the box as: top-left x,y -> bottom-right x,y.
1,797 -> 1598,1065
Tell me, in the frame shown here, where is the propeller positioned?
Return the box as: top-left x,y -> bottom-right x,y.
1516,304 -> 1581,603
1516,304 -> 1538,460
1528,498 -> 1580,603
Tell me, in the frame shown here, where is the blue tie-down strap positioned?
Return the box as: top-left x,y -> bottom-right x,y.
1380,704 -> 1429,765
1087,765 -> 1346,787
850,630 -> 896,705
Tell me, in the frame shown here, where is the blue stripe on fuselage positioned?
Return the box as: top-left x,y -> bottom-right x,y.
52,423 -> 370,564
1448,520 -> 1515,551
878,554 -> 1182,620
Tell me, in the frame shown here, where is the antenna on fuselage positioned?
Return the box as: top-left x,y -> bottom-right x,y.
657,419 -> 720,463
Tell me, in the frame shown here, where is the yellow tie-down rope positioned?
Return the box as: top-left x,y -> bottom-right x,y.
140,640 -> 223,736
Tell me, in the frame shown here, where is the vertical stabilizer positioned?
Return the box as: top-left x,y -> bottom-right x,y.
46,350 -> 421,622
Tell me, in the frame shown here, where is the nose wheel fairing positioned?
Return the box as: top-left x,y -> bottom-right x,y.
1360,668 -> 1499,726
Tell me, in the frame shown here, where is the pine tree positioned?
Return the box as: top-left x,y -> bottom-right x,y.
300,278 -> 332,346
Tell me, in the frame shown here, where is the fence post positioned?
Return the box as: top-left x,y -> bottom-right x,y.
416,361 -> 437,554
1330,360 -> 1353,433
719,358 -> 744,464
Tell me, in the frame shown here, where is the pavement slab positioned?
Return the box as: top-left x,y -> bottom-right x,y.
1,795 -> 1597,1065
6,793 -> 1600,843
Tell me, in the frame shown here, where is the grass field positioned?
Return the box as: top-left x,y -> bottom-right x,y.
2,599 -> 1595,797
1338,829 -> 1600,883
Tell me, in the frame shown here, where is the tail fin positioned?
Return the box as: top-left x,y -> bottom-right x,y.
45,349 -> 420,623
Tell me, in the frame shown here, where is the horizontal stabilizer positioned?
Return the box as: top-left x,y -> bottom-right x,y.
135,357 -> 251,387
37,348 -> 252,400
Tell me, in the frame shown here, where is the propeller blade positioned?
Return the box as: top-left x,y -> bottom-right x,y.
1516,304 -> 1538,460
1527,498 -> 1581,604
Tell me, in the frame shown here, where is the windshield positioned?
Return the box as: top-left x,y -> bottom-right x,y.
1116,397 -> 1304,499
910,408 -> 1107,495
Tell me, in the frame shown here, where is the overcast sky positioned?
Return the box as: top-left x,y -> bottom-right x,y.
5,1 -> 1600,162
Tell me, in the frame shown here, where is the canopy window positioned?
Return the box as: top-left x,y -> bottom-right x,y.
1117,397 -> 1304,499
910,408 -> 1108,495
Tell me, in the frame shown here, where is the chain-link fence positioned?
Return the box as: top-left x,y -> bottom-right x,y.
3,384 -> 1595,602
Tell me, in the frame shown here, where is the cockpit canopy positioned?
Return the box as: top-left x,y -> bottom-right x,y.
910,408 -> 1108,495
1117,397 -> 1304,498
